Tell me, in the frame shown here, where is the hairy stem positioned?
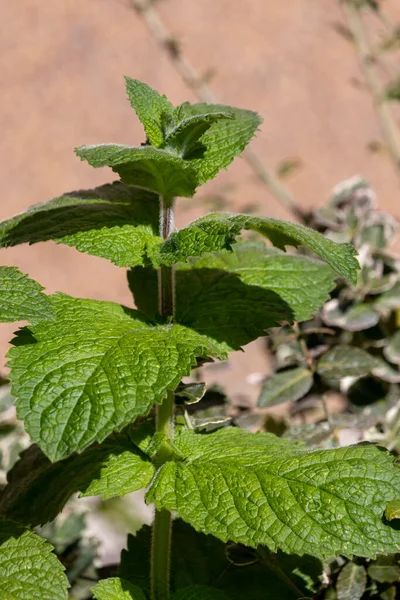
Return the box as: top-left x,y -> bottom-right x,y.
151,197 -> 175,600
257,547 -> 304,598
130,0 -> 305,221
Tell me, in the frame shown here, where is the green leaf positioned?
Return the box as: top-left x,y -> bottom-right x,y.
0,182 -> 161,267
129,242 -> 337,350
0,432 -> 155,526
368,555 -> 400,583
7,294 -> 224,461
0,267 -> 54,324
384,331 -> 400,365
92,577 -> 146,600
0,519 -> 69,599
124,77 -> 174,147
163,112 -> 234,159
172,102 -> 262,184
160,213 -> 359,284
317,346 -> 378,380
336,562 -> 367,600
170,585 -> 230,600
75,145 -> 198,199
147,427 -> 400,558
258,367 -> 313,407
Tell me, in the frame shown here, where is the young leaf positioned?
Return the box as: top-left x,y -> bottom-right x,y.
159,213 -> 359,284
147,427 -> 400,558
0,432 -> 155,526
336,563 -> 367,600
92,577 -> 146,600
0,182 -> 161,267
0,266 -> 54,324
0,519 -> 69,599
75,145 -> 198,199
318,346 -> 378,380
257,367 -> 313,407
163,112 -> 234,159
7,294 -> 224,461
170,585 -> 230,600
124,77 -> 174,147
171,102 -> 262,184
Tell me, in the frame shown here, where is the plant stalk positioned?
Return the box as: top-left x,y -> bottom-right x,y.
151,197 -> 175,600
342,0 -> 400,176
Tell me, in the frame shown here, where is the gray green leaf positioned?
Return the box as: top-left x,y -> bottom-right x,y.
124,77 -> 174,147
7,294 -> 224,461
75,145 -> 198,199
322,300 -> 379,332
92,577 -> 146,600
160,213 -> 359,284
258,367 -> 313,407
384,331 -> 400,365
0,432 -> 155,526
368,555 -> 400,583
318,346 -> 378,380
147,427 -> 400,558
0,182 -> 161,267
0,266 -> 54,324
336,562 -> 367,600
0,519 -> 69,599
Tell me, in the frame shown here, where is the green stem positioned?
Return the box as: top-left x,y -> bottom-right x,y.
151,197 -> 175,600
151,508 -> 173,600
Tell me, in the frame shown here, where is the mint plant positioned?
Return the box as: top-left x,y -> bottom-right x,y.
0,78 -> 399,600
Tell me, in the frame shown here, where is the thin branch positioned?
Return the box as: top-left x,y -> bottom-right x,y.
130,0 -> 305,221
342,1 -> 400,176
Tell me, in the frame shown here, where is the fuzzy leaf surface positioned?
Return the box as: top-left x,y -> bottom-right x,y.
129,243 -> 337,350
258,367 -> 313,407
124,77 -> 174,147
7,294 -> 224,461
163,112 -> 234,159
0,432 -> 155,526
75,145 -> 198,199
171,102 -> 262,184
0,182 -> 161,267
336,562 -> 367,600
0,519 -> 69,599
0,267 -> 54,324
147,427 -> 400,558
318,346 -> 378,380
160,213 -> 359,283
92,577 -> 146,600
